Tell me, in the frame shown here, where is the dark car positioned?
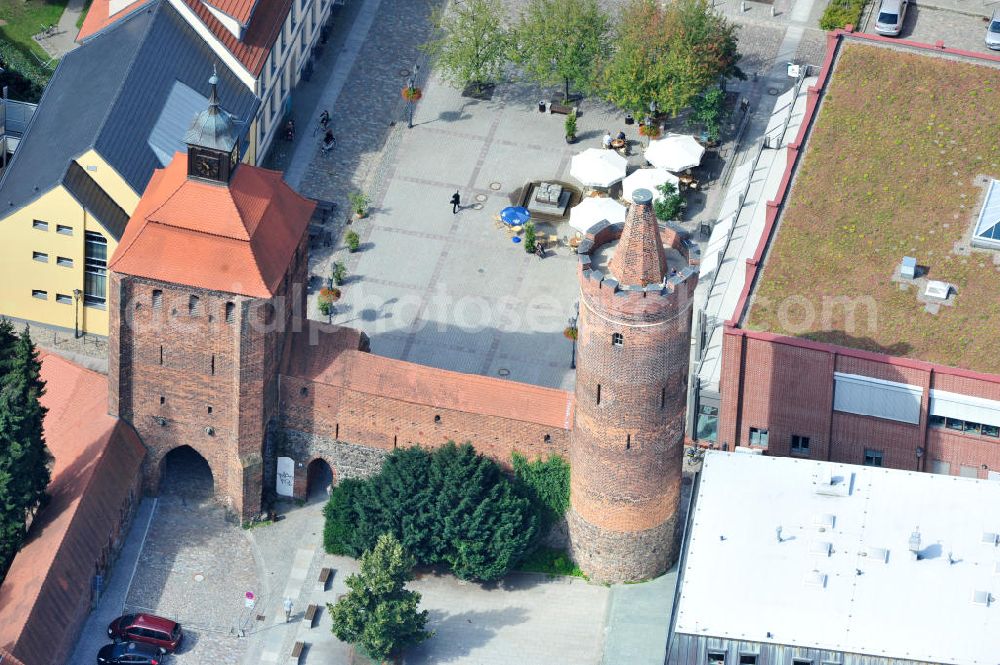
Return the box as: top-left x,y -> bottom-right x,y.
107,614 -> 182,653
96,641 -> 162,665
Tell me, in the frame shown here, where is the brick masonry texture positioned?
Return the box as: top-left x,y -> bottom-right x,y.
569,226 -> 696,582
109,233 -> 308,521
720,330 -> 1000,477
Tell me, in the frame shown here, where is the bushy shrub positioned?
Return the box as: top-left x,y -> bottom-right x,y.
0,44 -> 50,103
819,0 -> 864,30
512,452 -> 569,527
323,443 -> 539,582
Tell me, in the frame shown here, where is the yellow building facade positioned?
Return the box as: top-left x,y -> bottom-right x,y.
0,152 -> 137,336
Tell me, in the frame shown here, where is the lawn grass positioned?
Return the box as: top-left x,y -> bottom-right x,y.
749,42 -> 1000,372
77,0 -> 94,30
517,546 -> 587,579
0,0 -> 68,62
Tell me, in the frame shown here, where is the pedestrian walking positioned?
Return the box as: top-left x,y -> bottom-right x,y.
283,597 -> 293,623
450,191 -> 461,214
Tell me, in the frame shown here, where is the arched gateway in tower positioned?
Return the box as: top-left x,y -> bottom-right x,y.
567,188 -> 697,583
107,75 -> 314,520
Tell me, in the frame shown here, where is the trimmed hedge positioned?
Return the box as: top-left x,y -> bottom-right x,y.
819,0 -> 865,30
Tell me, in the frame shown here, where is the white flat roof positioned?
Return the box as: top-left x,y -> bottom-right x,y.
676,452 -> 1000,664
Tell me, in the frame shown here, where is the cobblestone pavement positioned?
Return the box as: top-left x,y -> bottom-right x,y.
861,1 -> 998,53
121,449 -> 259,664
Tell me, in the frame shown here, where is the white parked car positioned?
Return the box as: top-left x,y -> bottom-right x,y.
987,8 -> 1000,51
874,0 -> 909,36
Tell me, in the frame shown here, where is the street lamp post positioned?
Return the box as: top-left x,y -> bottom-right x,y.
72,288 -> 82,338
568,312 -> 578,370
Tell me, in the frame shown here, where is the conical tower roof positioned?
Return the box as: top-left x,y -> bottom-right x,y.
606,188 -> 668,286
183,67 -> 239,153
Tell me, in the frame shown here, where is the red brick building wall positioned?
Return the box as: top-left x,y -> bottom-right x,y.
720,329 -> 1000,478
108,234 -> 307,520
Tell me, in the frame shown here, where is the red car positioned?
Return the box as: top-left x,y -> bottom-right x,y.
107,614 -> 182,653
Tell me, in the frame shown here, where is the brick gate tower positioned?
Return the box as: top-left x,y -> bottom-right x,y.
107,76 -> 314,520
567,188 -> 697,583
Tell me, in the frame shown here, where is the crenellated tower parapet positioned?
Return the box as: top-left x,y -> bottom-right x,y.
567,190 -> 697,583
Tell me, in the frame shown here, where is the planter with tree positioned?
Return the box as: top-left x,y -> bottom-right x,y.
332,261 -> 347,286
653,181 -> 684,222
524,221 -> 537,253
345,230 -> 360,253
349,192 -> 370,220
318,287 -> 341,318
564,111 -> 577,144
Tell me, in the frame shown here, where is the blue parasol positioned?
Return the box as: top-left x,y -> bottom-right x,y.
500,206 -> 531,226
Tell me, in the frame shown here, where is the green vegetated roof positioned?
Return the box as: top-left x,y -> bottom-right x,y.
748,41 -> 1000,373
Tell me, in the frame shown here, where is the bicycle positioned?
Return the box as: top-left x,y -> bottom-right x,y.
39,24 -> 57,38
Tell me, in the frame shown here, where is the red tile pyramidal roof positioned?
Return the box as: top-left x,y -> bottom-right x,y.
109,152 -> 314,297
203,0 -> 259,24
607,188 -> 668,286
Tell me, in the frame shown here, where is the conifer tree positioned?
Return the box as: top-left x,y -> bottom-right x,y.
0,326 -> 52,579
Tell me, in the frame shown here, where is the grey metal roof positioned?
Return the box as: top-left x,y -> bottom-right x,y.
0,6 -> 150,220
94,1 -> 257,193
61,161 -> 130,239
183,72 -> 239,153
0,0 -> 259,234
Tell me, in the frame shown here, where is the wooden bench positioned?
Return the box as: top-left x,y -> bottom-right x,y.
318,567 -> 333,590
290,641 -> 306,663
549,103 -> 577,116
304,603 -> 319,627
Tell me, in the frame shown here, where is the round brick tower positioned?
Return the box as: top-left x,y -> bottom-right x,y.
567,188 -> 697,583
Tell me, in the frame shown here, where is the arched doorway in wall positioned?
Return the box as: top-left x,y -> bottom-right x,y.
306,458 -> 334,501
160,445 -> 214,502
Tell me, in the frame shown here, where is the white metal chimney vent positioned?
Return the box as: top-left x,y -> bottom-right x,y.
867,547 -> 889,563
982,531 -> 999,546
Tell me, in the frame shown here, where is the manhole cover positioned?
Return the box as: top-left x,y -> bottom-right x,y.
399,68 -> 410,77
472,203 -> 483,210
497,368 -> 510,378
489,182 -> 502,191
194,574 -> 205,582
767,87 -> 779,95
475,193 -> 487,202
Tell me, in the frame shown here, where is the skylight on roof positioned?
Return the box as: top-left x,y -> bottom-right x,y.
972,179 -> 1000,250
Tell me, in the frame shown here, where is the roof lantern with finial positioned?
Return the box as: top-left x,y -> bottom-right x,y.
184,67 -> 241,183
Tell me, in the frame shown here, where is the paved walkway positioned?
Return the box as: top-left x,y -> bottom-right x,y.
35,0 -> 85,59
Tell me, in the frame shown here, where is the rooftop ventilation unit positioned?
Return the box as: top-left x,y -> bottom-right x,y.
813,513 -> 836,532
810,542 -> 832,558
908,529 -> 922,560
924,280 -> 951,301
814,471 -> 851,497
972,590 -> 993,607
804,570 -> 827,588
866,547 -> 889,563
900,256 -> 916,279
982,532 -> 999,546
994,561 -> 1000,575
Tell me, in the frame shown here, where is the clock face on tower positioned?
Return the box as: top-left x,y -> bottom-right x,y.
195,154 -> 221,179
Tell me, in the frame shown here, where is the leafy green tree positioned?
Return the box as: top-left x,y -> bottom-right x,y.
599,0 -> 742,117
654,181 -> 684,221
329,533 -> 432,663
0,326 -> 52,579
322,443 -> 540,582
430,443 -> 537,581
424,0 -> 511,93
512,452 -> 570,528
689,87 -> 727,142
513,0 -> 611,102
